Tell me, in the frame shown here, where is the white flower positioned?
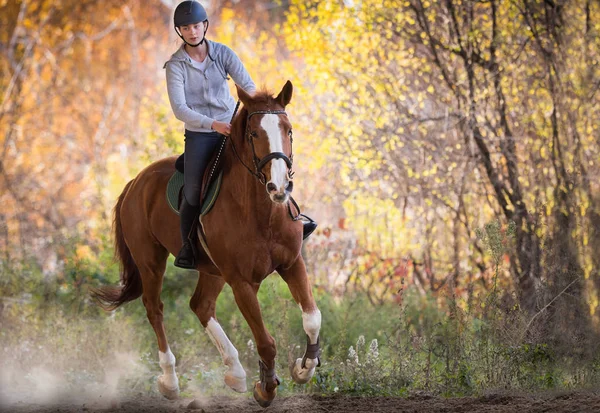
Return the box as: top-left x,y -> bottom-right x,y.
347,345 -> 359,365
334,386 -> 339,392
356,335 -> 365,350
367,339 -> 379,363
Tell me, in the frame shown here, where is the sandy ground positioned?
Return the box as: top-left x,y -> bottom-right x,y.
4,391 -> 600,413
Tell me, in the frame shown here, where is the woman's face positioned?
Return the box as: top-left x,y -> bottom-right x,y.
179,21 -> 208,44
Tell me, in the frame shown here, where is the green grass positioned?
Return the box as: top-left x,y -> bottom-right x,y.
2,243 -> 600,401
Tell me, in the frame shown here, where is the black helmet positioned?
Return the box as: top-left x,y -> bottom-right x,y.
174,1 -> 208,28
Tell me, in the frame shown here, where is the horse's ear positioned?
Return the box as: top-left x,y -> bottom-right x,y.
236,85 -> 252,106
275,80 -> 293,107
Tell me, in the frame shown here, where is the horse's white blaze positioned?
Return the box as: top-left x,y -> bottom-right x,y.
158,348 -> 179,390
206,318 -> 247,392
260,114 -> 288,190
301,308 -> 322,345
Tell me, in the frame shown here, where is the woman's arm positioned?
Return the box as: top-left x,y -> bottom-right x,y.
165,62 -> 215,130
223,46 -> 256,94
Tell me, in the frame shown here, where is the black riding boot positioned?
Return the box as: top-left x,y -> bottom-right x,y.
302,217 -> 318,240
174,196 -> 200,269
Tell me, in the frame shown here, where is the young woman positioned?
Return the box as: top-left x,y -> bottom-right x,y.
165,1 -> 316,269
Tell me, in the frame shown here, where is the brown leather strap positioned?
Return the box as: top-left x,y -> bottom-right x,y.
258,360 -> 280,392
301,335 -> 321,369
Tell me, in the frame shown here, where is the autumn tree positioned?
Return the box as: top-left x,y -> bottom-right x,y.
284,0 -> 600,328
0,0 -> 171,269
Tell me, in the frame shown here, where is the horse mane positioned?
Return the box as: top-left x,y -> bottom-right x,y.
246,89 -> 279,107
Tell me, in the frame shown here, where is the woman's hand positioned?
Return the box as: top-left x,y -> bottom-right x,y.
211,121 -> 231,136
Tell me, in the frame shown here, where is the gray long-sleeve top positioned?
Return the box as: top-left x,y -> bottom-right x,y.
164,40 -> 256,132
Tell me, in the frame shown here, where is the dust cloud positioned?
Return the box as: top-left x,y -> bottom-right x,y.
0,347 -> 148,409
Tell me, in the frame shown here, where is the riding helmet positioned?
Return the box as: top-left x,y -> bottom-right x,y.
174,1 -> 208,27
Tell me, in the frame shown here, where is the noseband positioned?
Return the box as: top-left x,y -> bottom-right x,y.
232,109 -> 294,185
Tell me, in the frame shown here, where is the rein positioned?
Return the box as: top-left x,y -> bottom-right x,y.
206,100 -> 241,185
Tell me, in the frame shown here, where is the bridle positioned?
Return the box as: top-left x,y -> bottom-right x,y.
222,103 -> 305,221
231,109 -> 295,185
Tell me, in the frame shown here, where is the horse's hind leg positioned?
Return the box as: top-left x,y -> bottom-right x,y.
277,258 -> 322,385
189,273 -> 247,393
131,246 -> 180,399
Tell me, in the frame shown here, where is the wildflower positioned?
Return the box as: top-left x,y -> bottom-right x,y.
356,335 -> 365,350
347,345 -> 359,365
247,340 -> 255,352
367,339 -> 379,363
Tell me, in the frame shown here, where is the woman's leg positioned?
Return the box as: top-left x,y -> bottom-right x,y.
175,131 -> 222,269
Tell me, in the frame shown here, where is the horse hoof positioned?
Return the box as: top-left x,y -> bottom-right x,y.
289,358 -> 315,384
158,376 -> 180,400
224,373 -> 247,393
253,382 -> 275,408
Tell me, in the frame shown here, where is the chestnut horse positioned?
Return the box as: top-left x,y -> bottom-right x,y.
93,81 -> 321,407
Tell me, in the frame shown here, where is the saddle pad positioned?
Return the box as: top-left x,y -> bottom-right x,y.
166,170 -> 223,216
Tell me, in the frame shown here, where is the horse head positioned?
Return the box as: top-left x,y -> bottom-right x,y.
235,81 -> 295,205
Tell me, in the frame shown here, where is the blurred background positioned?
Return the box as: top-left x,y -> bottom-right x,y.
1,0 -> 600,406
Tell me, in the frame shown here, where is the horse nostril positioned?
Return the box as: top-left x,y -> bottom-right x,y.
286,181 -> 294,192
267,182 -> 277,193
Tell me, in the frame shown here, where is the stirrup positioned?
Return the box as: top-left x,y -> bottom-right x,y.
174,240 -> 197,269
302,220 -> 317,240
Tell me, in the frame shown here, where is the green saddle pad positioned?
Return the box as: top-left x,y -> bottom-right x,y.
166,170 -> 223,216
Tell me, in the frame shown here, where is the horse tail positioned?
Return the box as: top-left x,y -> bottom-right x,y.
91,179 -> 143,310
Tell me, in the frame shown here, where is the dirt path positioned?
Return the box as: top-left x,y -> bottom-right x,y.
5,391 -> 600,413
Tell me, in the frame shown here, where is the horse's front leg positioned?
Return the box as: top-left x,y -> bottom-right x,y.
278,258 -> 322,385
230,280 -> 279,408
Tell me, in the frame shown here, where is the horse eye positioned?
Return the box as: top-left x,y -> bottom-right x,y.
250,131 -> 258,138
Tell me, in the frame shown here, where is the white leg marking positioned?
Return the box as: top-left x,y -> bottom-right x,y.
260,114 -> 288,190
158,348 -> 179,391
206,318 -> 247,392
292,308 -> 322,383
302,308 -> 322,345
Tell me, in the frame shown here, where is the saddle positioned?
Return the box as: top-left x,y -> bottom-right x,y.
166,140 -> 226,216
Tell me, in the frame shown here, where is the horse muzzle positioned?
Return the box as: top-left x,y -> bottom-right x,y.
267,180 -> 292,204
